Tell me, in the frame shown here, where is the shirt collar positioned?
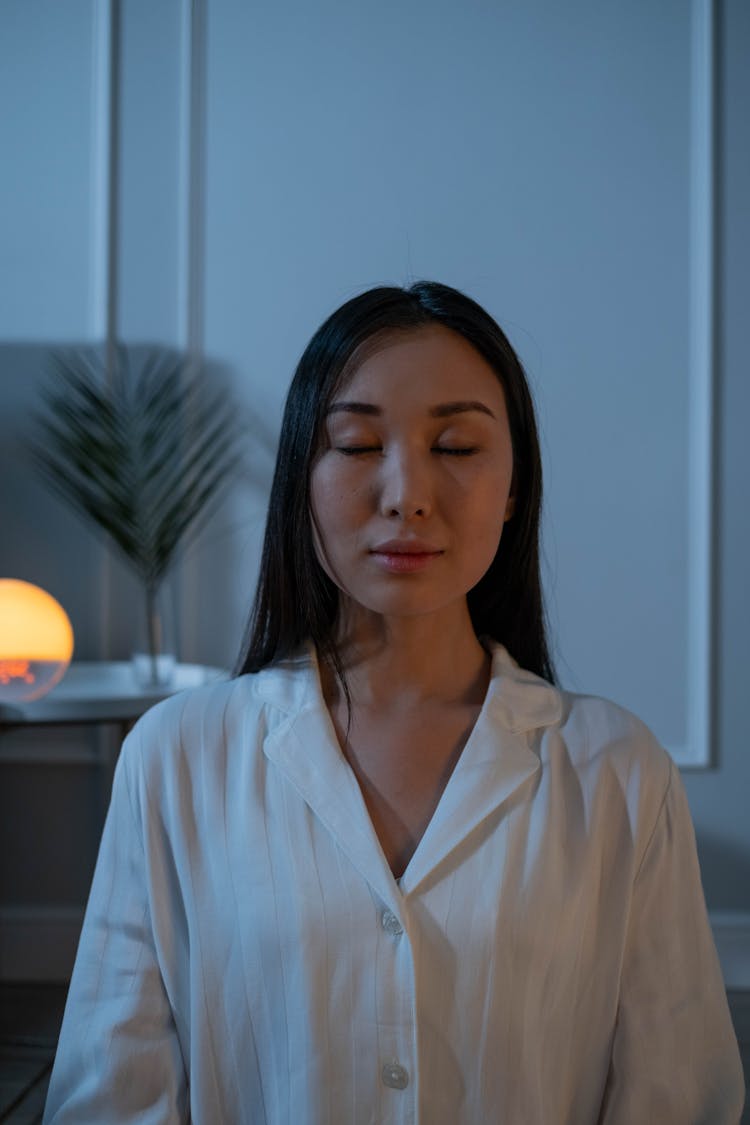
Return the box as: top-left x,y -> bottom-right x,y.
481,640 -> 562,735
256,640 -> 562,901
253,638 -> 562,736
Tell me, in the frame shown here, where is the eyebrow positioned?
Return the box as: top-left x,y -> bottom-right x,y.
327,400 -> 497,419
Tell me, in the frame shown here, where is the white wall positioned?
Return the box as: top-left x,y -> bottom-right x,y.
200,0 -> 697,756
1,0 -> 748,979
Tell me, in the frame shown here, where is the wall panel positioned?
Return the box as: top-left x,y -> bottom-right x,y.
197,0 -> 707,766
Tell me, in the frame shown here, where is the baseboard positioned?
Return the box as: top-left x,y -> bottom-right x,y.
1,906 -> 749,988
0,907 -> 83,982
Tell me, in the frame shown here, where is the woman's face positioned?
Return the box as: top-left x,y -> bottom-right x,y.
309,324 -> 515,629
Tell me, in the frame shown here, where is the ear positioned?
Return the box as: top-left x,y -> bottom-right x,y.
504,494 -> 516,522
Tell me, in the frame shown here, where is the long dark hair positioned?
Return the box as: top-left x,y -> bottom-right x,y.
235,280 -> 556,684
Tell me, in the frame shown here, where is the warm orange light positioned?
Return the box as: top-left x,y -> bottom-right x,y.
0,579 -> 74,702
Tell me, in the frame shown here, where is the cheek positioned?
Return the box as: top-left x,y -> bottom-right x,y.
459,466 -> 512,522
312,459 -> 370,516
309,465 -> 366,569
457,473 -> 512,563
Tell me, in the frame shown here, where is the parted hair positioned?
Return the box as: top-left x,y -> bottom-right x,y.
235,280 -> 556,685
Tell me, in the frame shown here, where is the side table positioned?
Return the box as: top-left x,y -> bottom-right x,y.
0,661 -> 227,742
0,663 -> 225,981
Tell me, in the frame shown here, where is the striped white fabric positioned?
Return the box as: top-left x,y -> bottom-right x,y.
44,644 -> 744,1123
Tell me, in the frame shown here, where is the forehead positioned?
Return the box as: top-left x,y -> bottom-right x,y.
335,325 -> 506,410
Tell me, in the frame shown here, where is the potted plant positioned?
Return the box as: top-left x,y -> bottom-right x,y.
31,345 -> 241,685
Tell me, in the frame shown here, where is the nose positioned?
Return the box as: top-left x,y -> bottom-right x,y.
378,447 -> 433,519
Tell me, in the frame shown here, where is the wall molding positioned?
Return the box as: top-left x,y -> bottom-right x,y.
87,0 -> 113,344
670,0 -> 718,768
0,745 -> 99,766
88,0 -> 122,664
177,0 -> 206,363
176,0 -> 208,664
79,0 -> 720,758
0,907 -> 83,982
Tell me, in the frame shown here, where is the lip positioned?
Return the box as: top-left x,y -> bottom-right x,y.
369,539 -> 444,574
371,538 -> 443,555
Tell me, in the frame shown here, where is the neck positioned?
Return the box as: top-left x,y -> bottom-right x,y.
322,602 -> 491,710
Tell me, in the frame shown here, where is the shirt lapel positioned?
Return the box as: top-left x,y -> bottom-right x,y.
403,644 -> 561,892
260,655 -> 400,910
257,643 -> 561,906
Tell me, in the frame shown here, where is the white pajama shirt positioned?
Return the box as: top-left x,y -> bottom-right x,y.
44,643 -> 744,1123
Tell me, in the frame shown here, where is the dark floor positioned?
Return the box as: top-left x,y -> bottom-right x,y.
1,984 -> 749,1122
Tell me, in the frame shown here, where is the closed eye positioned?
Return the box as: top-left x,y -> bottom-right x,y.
433,446 -> 479,456
336,445 -> 381,455
335,444 -> 479,456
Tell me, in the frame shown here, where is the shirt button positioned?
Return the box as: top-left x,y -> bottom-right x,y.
381,1062 -> 409,1089
381,909 -> 403,936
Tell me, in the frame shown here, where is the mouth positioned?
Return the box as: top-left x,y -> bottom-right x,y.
369,540 -> 444,573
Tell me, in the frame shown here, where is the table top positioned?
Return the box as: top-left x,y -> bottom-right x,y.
0,661 -> 227,725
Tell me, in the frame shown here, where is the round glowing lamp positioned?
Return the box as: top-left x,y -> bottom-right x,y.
0,579 -> 75,702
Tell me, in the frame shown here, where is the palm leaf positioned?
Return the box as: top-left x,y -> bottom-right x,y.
31,345 -> 243,596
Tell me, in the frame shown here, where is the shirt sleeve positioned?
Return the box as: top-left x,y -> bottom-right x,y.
43,727 -> 189,1124
599,758 -> 745,1124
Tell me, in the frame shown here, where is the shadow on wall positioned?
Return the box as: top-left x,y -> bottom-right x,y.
696,831 -> 750,913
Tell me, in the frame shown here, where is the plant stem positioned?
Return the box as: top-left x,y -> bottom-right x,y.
145,583 -> 161,684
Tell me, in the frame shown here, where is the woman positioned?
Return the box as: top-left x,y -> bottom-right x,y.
45,282 -> 744,1123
